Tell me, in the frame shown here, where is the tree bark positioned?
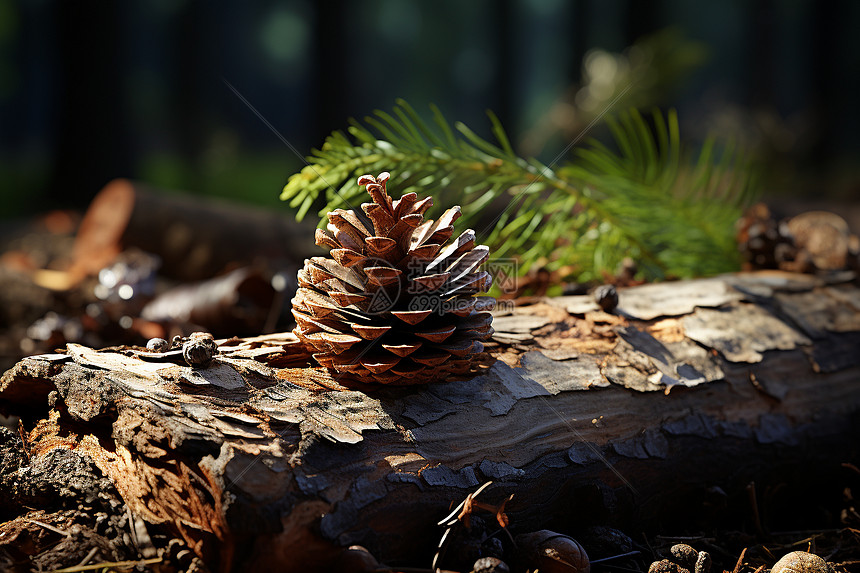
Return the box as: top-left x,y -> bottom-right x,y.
1,271 -> 859,572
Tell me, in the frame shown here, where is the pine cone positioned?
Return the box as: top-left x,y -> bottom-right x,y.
736,203 -> 860,274
736,203 -> 801,271
291,172 -> 495,385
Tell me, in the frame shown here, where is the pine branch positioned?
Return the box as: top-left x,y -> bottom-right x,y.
281,101 -> 757,282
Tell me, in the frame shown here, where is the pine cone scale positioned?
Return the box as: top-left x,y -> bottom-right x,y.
411,351 -> 449,366
349,324 -> 391,340
314,228 -> 340,250
446,247 -> 491,281
425,230 -> 477,272
307,258 -> 365,290
441,338 -> 483,357
330,248 -> 366,268
363,203 -> 397,235
331,208 -> 373,235
414,325 -> 457,343
365,236 -> 397,257
390,309 -> 434,325
381,342 -> 422,357
360,355 -> 401,374
443,270 -> 492,296
393,192 -> 419,218
411,272 -> 451,292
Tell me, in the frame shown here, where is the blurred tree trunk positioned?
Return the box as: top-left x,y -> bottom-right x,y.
49,1 -> 131,205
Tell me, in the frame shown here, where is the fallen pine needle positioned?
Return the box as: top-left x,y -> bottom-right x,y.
732,547 -> 748,573
45,557 -> 163,573
590,550 -> 642,563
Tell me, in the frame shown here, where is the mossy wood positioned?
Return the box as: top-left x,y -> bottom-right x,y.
1,271 -> 859,572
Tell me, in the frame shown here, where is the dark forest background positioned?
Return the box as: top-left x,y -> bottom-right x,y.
0,0 -> 858,219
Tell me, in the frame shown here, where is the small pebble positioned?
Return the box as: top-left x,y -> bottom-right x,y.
515,530 -> 590,573
182,332 -> 218,367
648,559 -> 690,573
581,526 -> 633,558
593,284 -> 619,313
473,556 -> 510,573
146,337 -> 169,352
670,544 -> 698,569
333,545 -> 379,573
481,536 -> 505,559
771,551 -> 833,573
694,550 -> 711,573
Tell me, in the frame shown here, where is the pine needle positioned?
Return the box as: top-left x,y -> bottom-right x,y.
45,557 -> 163,573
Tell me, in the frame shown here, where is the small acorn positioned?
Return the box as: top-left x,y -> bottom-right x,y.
332,545 -> 379,573
473,556 -> 510,573
654,544 -> 710,573
695,550 -> 711,573
592,284 -> 619,313
669,544 -> 698,570
771,551 -> 834,573
146,337 -> 169,352
182,332 -> 218,367
649,560 -> 689,573
515,530 -> 590,573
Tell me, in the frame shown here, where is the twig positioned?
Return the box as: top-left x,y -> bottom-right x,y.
591,550 -> 642,563
781,534 -> 829,548
486,525 -> 516,547
437,481 -> 493,526
76,548 -> 99,568
433,481 -> 503,572
593,565 -> 646,573
732,547 -> 748,573
823,541 -> 841,562
642,532 -> 657,562
768,528 -> 842,537
373,567 -> 435,573
432,526 -> 454,572
653,536 -> 716,542
45,557 -> 162,573
25,519 -> 70,538
747,482 -> 765,537
698,540 -> 739,562
842,462 -> 860,477
17,419 -> 31,462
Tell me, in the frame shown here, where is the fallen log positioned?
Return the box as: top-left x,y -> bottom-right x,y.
1,270 -> 859,572
70,179 -> 319,282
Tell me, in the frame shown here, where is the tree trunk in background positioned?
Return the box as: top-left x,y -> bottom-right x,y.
49,1 -> 131,207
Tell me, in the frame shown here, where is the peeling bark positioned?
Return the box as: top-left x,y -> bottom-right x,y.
1,271 -> 859,572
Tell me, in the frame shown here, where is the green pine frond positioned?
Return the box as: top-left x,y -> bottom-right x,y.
281,101 -> 757,282
281,99 -> 549,228
558,108 -> 757,279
